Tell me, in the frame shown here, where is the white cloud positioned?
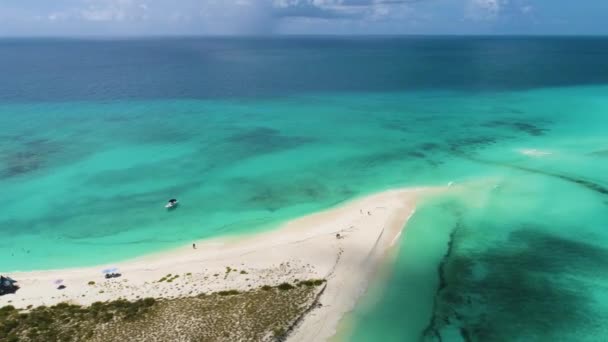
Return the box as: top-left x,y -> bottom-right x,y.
36,0 -> 149,23
80,9 -> 122,21
272,0 -> 413,21
467,0 -> 505,21
4,0 -> 548,36
48,11 -> 71,22
79,0 -> 148,22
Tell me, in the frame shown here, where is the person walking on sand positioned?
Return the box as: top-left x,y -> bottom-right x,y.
192,243 -> 196,249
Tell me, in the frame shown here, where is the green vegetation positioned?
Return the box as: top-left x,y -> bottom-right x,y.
0,279 -> 326,342
277,283 -> 295,291
0,298 -> 156,342
158,274 -> 179,283
297,279 -> 326,287
273,327 -> 286,339
217,290 -> 240,296
240,270 -> 248,274
87,281 -> 95,286
224,266 -> 232,279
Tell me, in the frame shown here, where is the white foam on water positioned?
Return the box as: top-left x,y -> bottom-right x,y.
518,148 -> 552,157
391,209 -> 416,247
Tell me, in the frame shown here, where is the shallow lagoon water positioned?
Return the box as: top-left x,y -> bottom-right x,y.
0,87 -> 592,270
1,37 -> 608,340
342,87 -> 608,341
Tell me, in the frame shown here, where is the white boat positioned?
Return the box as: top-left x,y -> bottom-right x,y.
165,199 -> 178,209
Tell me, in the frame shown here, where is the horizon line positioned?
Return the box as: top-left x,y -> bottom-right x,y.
1,33 -> 607,40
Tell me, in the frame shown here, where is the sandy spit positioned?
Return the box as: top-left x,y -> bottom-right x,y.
0,187 -> 442,341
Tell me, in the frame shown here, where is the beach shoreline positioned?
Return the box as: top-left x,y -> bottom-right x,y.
0,186 -> 441,341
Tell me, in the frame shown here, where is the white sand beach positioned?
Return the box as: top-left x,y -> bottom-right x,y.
0,187 -> 440,341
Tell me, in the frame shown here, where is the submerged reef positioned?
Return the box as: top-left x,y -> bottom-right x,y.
424,222 -> 608,341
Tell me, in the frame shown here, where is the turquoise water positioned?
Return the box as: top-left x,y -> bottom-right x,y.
2,37 -> 608,340
0,91 -> 486,269
340,86 -> 608,341
3,86 -> 608,341
2,87 -> 597,271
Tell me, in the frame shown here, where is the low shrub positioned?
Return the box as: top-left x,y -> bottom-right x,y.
101,312 -> 114,322
217,290 -> 239,296
273,327 -> 286,338
298,279 -> 326,287
277,283 -> 294,291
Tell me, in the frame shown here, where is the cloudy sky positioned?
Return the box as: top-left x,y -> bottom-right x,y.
0,0 -> 606,36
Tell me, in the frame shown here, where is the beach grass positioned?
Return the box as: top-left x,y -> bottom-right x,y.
0,280 -> 324,342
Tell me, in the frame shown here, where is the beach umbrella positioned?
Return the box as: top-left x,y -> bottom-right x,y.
102,267 -> 118,274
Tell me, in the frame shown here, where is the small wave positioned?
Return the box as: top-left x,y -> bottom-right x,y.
518,148 -> 552,157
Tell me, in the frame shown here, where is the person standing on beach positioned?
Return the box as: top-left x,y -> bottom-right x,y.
192,243 -> 196,249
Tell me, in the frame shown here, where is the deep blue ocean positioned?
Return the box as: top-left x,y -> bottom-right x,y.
2,36 -> 608,102
2,37 -> 608,341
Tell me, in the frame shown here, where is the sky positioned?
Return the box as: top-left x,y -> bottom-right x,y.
0,0 -> 606,36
